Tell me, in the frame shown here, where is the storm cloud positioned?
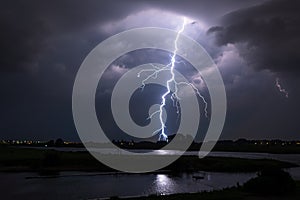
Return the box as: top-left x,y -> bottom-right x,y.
208,0 -> 300,73
0,0 -> 299,141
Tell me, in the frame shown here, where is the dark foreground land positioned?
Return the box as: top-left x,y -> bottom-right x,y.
126,181 -> 300,200
0,146 -> 297,173
1,146 -> 299,200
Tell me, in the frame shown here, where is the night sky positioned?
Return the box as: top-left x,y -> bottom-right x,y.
1,0 -> 300,141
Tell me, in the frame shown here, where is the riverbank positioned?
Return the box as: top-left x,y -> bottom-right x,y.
126,181 -> 300,200
0,146 -> 297,173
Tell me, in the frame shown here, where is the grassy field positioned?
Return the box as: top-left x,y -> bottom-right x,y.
0,146 -> 297,173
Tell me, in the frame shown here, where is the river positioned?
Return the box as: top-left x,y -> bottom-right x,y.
0,171 -> 255,200
1,148 -> 300,199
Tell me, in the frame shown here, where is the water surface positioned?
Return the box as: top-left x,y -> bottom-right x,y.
0,171 -> 255,200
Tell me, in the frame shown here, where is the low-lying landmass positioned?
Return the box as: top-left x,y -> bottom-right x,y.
2,137 -> 300,154
0,146 -> 297,173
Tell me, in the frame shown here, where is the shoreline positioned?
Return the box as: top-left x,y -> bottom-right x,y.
0,146 -> 298,173
6,144 -> 300,154
122,181 -> 300,200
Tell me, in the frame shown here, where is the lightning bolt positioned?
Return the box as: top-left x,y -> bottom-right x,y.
275,78 -> 288,98
138,17 -> 208,142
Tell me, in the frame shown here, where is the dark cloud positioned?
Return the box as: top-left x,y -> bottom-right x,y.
147,0 -> 265,25
0,0 -> 263,73
0,0 -> 146,73
208,0 -> 300,73
221,67 -> 300,140
1,0 -> 299,141
0,1 -> 48,72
